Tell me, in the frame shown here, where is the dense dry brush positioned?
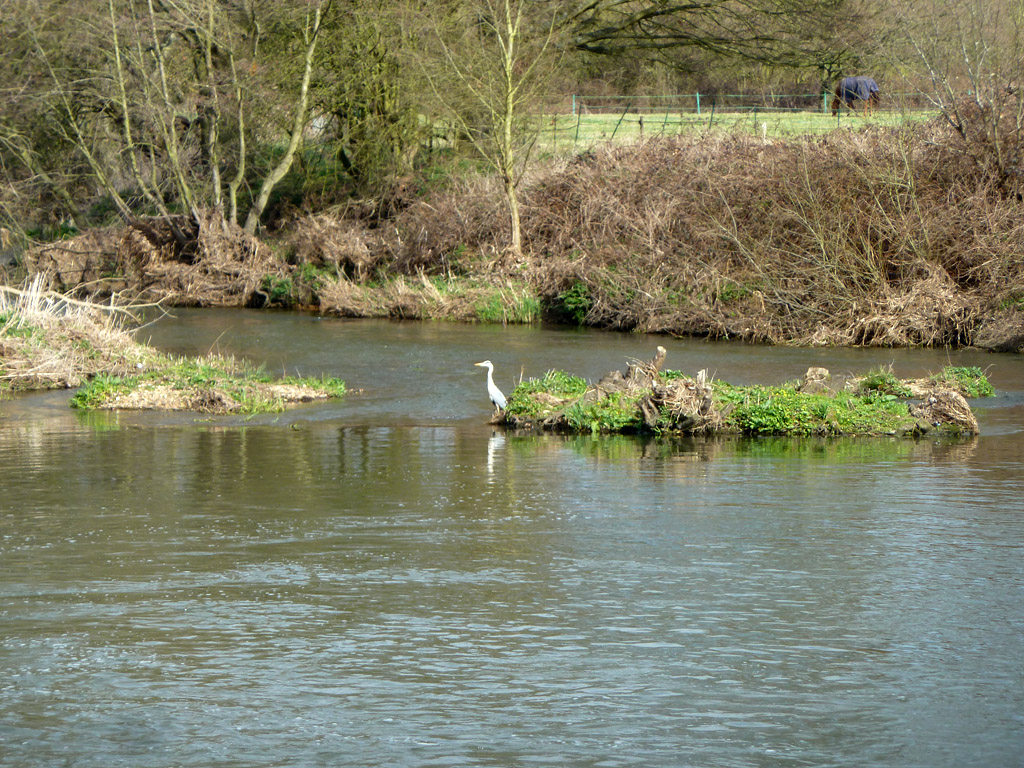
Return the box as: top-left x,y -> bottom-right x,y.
18,115 -> 1024,351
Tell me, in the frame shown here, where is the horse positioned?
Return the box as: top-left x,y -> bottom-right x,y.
830,76 -> 880,116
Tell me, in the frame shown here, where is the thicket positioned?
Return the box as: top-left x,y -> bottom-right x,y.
314,112 -> 1020,350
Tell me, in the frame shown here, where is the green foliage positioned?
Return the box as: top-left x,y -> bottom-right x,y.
24,222 -> 79,242
0,313 -> 42,340
445,244 -> 468,273
930,366 -> 995,398
717,280 -> 751,304
565,391 -> 644,434
70,374 -> 137,410
260,275 -> 296,306
297,262 -> 335,287
716,382 -> 911,436
999,293 -> 1024,311
505,370 -> 588,420
556,281 -> 593,325
859,366 -> 913,398
473,287 -> 541,324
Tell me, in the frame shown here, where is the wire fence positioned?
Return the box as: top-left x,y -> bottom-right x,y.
525,91 -> 937,149
555,91 -> 935,116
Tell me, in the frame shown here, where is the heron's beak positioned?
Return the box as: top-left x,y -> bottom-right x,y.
474,362 -> 485,367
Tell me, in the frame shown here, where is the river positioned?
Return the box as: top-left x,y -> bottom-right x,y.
2,309 -> 1023,767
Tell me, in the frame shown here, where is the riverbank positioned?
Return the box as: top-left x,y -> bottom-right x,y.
0,280 -> 346,414
499,347 -> 987,437
11,119 -> 1024,353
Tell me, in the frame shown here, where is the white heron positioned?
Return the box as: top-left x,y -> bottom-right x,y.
474,360 -> 507,412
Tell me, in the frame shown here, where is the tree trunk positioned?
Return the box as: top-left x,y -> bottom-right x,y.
244,1 -> 329,234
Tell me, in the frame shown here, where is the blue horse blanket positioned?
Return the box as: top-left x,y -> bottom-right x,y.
837,76 -> 879,104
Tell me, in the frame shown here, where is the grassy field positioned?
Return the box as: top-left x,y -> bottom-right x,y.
535,109 -> 933,152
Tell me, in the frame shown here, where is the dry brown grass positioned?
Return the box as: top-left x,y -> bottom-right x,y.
0,276 -> 153,390
23,212 -> 282,307
910,389 -> 979,435
301,115 -> 1016,349
119,212 -> 280,306
504,124 -> 1024,346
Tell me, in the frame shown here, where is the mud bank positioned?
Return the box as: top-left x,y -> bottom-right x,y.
499,347 -> 986,437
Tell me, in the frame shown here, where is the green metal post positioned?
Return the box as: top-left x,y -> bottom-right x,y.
610,103 -> 631,141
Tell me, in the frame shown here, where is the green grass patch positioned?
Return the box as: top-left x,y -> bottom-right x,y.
930,366 -> 994,398
565,390 -> 644,433
858,366 -> 914,398
69,374 -> 139,410
281,375 -> 348,399
70,354 -> 347,414
715,382 -> 913,436
505,369 -> 588,421
535,109 -> 933,152
472,286 -> 541,324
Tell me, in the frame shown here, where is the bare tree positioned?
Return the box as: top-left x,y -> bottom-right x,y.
566,0 -> 856,69
244,0 -> 332,233
884,0 -> 1024,192
425,0 -> 563,260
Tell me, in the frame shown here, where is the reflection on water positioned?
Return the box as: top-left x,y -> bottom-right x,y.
2,313 -> 1023,768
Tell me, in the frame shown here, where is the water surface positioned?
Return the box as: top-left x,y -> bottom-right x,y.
2,311 -> 1022,767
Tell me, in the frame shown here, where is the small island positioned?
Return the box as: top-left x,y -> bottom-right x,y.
1,281 -> 346,415
500,347 -> 988,437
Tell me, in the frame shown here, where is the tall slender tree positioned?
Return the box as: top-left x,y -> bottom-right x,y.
424,0 -> 563,260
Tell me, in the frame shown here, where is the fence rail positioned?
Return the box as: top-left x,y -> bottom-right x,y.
546,92 -> 935,116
